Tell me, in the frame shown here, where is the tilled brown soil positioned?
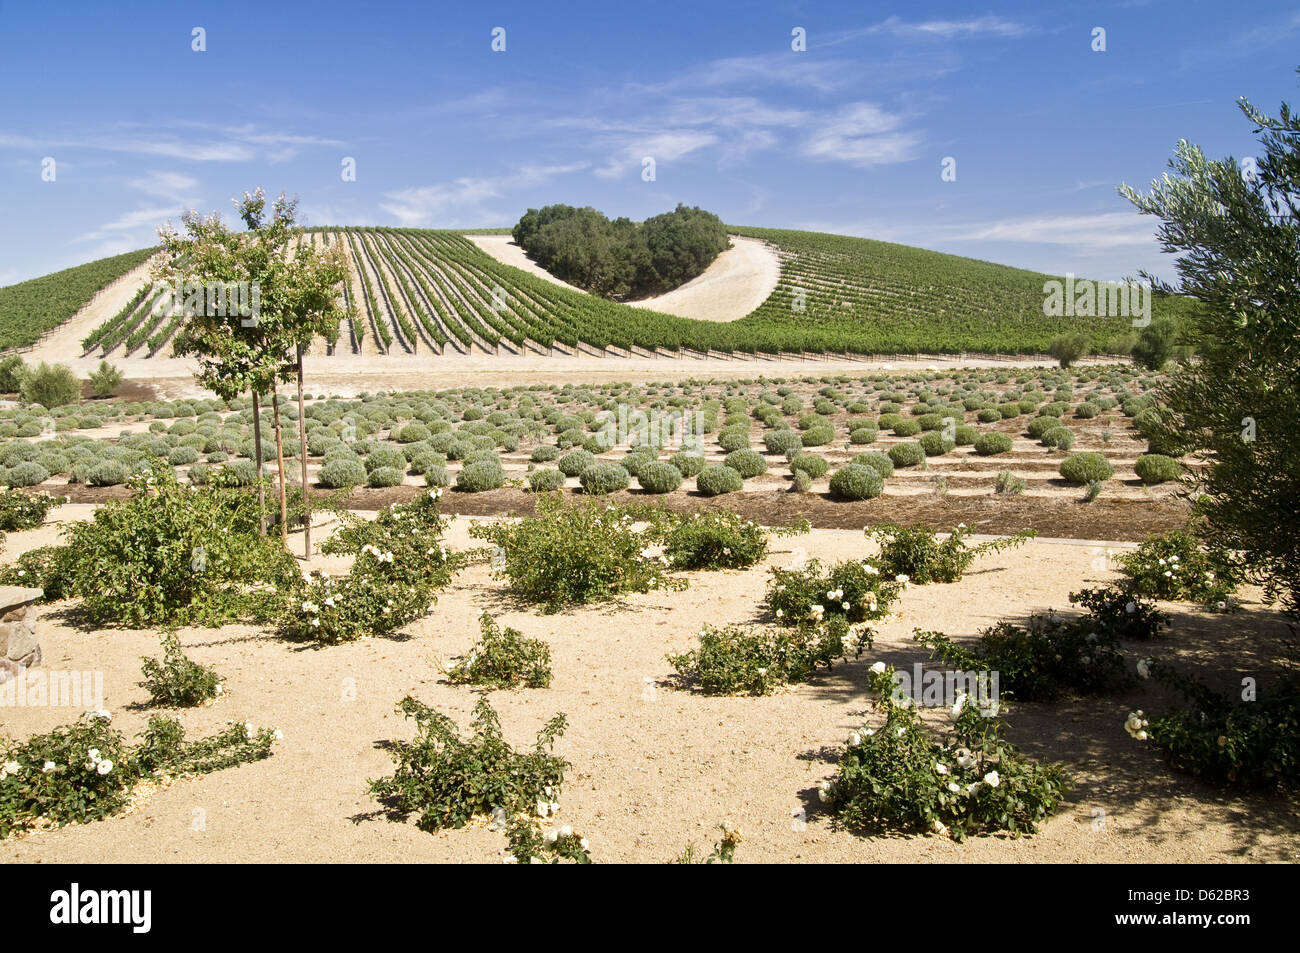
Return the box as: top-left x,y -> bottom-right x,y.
321,486 -> 1193,542
53,483 -> 1191,541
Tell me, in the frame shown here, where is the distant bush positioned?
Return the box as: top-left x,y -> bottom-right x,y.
87,361 -> 124,398
366,445 -> 406,473
456,460 -> 506,492
1026,416 -> 1060,439
367,466 -> 405,488
5,461 -> 49,488
829,464 -> 884,500
580,462 -> 630,495
319,458 -> 367,489
636,461 -> 682,494
697,465 -> 743,497
723,449 -> 766,479
670,451 -> 706,477
20,362 -> 80,408
1048,333 -> 1089,368
1059,452 -> 1114,484
1040,425 -> 1074,451
994,470 -> 1026,495
764,430 -> 802,455
800,424 -> 834,446
0,355 -> 26,393
1131,317 -> 1179,371
888,442 -> 926,468
853,452 -> 895,478
528,468 -> 567,492
557,448 -> 595,477
789,453 -> 829,479
530,444 -> 559,463
87,460 -> 130,487
973,432 -> 1012,456
1134,453 -> 1182,484
717,426 -> 749,452
395,422 -> 432,443
919,432 -> 955,456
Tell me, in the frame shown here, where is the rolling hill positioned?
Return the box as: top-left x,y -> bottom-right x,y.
11,227 -> 1194,362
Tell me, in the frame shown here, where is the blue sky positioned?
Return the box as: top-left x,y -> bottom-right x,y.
2,0 -> 1297,286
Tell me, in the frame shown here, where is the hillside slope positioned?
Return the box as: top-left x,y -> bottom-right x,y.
19,227 -> 1194,360
0,248 -> 156,350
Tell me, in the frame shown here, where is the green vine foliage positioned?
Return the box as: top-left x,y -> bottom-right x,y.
368,695 -> 569,832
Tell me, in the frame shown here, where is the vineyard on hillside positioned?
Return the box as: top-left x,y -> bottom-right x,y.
0,248 -> 156,351
68,226 -> 1196,361
729,227 -> 1199,355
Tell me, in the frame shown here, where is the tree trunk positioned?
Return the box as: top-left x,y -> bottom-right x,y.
271,386 -> 288,544
296,345 -> 311,559
251,389 -> 266,536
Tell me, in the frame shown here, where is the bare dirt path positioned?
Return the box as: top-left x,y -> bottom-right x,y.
467,233 -> 781,322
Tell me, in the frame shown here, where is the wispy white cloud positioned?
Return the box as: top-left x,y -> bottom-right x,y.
380,163 -> 589,226
72,205 -> 183,244
126,170 -> 200,204
593,131 -> 719,179
800,103 -> 921,167
938,211 -> 1158,248
850,16 -> 1032,41
0,123 -> 343,164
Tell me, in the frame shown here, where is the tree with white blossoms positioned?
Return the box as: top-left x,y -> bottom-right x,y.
156,189 -> 349,553
1119,70 -> 1300,619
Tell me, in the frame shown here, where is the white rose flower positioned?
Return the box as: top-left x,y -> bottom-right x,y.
848,732 -> 861,746
97,760 -> 114,776
42,761 -> 56,773
536,800 -> 549,818
934,762 -> 949,776
1136,659 -> 1151,679
983,770 -> 1001,788
869,661 -> 887,674
949,693 -> 968,721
